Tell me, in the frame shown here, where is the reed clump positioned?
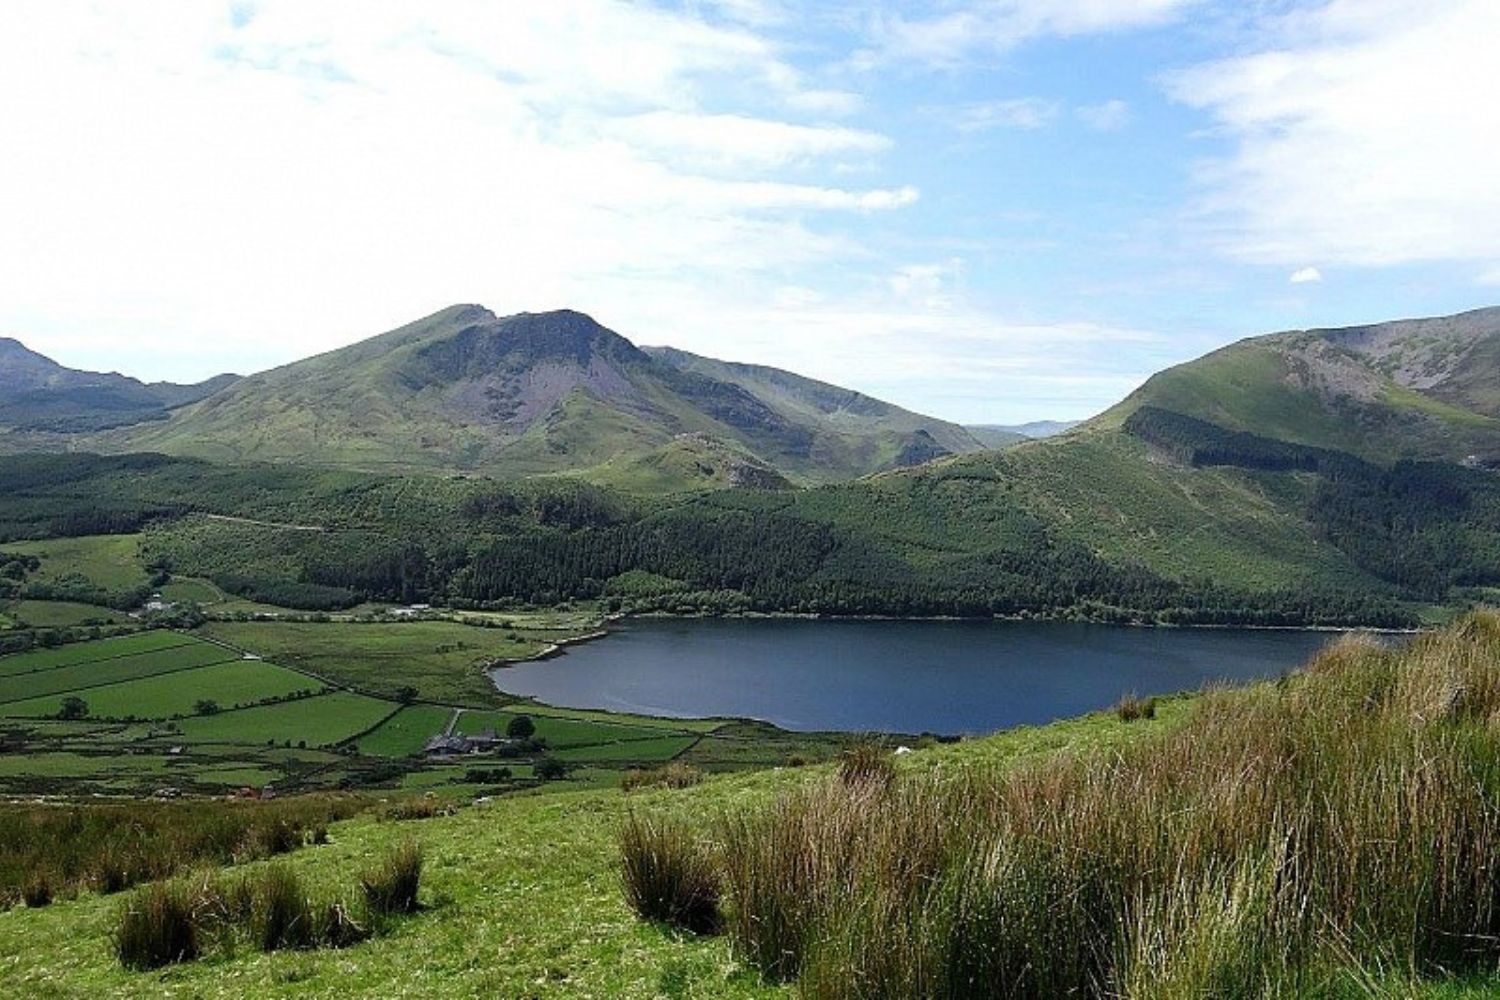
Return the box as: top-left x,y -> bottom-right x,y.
621,762 -> 703,793
113,841 -> 419,971
619,813 -> 721,935
711,611 -> 1500,997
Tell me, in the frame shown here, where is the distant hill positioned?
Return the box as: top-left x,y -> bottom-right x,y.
106,307 -> 985,487
1093,306 -> 1500,463
0,338 -> 237,433
965,420 -> 1078,447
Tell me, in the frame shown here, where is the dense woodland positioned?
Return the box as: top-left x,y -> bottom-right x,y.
0,444 -> 1448,627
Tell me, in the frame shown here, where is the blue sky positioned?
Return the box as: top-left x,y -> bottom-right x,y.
1,1 -> 1496,423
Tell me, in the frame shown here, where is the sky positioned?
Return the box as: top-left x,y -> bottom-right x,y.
1,1 -> 1497,425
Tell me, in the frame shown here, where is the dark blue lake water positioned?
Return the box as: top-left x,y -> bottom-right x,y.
491,617 -> 1342,734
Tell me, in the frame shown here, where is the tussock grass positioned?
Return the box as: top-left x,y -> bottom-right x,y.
619,813 -> 721,935
621,762 -> 703,792
836,738 -> 895,790
114,881 -> 200,971
0,795 -> 359,901
360,842 -> 423,917
21,871 -> 53,908
380,795 -> 453,822
254,864 -> 315,951
713,613 -> 1500,996
1115,691 -> 1157,722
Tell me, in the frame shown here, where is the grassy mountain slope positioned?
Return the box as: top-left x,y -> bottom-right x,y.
1094,306 -> 1500,462
0,338 -> 237,433
108,307 -> 982,487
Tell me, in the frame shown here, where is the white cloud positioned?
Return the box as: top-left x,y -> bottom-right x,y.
1076,99 -> 1130,131
607,111 -> 890,171
1169,0 -> 1500,269
859,0 -> 1196,68
0,1 -> 919,380
1289,267 -> 1322,284
947,98 -> 1061,132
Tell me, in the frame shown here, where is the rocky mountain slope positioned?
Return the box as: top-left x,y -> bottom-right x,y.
107,306 -> 983,487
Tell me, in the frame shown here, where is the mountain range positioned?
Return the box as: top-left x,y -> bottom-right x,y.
0,337 -> 235,434
0,308 -> 991,488
4,303 -> 1500,624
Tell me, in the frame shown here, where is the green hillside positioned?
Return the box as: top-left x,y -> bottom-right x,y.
101,307 -> 983,488
1096,306 -> 1500,462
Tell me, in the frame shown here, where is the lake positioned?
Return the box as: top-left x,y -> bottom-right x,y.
492,617 -> 1344,734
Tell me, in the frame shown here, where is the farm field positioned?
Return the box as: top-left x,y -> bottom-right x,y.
1,600 -> 130,627
0,639 -> 237,704
352,704 -> 455,757
454,708 -> 669,748
0,659 -> 322,720
173,690 -> 397,747
199,619 -> 584,705
552,733 -> 698,762
0,629 -> 189,676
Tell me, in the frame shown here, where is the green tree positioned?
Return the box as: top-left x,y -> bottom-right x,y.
58,696 -> 88,720
506,714 -> 536,740
194,699 -> 220,716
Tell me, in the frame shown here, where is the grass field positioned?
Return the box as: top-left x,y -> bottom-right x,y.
0,639 -> 237,705
353,704 -> 455,757
173,690 -> 398,747
455,708 -> 670,748
2,600 -> 131,627
0,630 -> 191,676
4,534 -> 152,593
199,620 -> 582,705
553,734 -> 698,762
0,659 -> 322,720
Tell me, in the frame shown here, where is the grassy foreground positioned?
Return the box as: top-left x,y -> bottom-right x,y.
12,619 -> 1500,996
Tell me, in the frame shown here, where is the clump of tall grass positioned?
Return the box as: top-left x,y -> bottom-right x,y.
1115,691 -> 1156,722
255,864 -> 316,951
713,611 -> 1500,996
115,881 -> 201,970
21,871 -> 53,908
619,813 -> 721,935
380,795 -> 453,822
0,794 -> 360,901
621,762 -> 703,792
360,841 -> 423,917
837,738 -> 895,789
113,846 -> 414,971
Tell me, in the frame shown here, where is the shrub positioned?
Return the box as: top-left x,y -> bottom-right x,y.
254,865 -> 315,951
361,842 -> 423,917
535,757 -> 568,781
1115,692 -> 1157,722
115,882 -> 200,971
619,813 -> 721,935
22,872 -> 52,908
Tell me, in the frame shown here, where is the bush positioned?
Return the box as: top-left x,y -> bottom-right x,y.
361,842 -> 423,917
115,882 -> 200,971
535,757 -> 568,781
619,813 -> 721,935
